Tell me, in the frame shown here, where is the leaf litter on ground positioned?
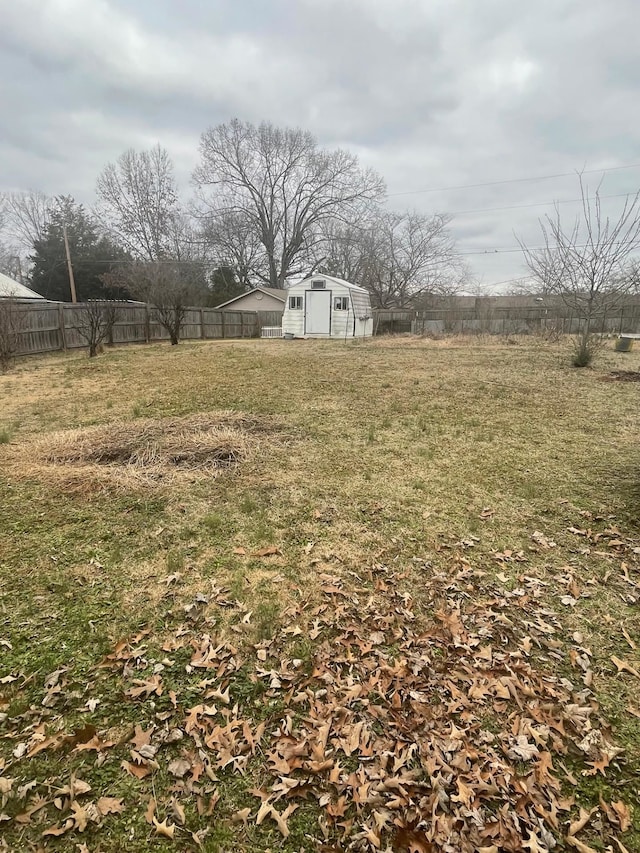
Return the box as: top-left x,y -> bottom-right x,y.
1,526 -> 639,851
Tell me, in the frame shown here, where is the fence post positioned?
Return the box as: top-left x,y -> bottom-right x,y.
200,308 -> 205,339
221,311 -> 226,339
58,303 -> 67,352
144,303 -> 151,343
241,313 -> 246,338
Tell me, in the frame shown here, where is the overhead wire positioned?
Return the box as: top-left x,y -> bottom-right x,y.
23,161 -> 640,288
387,162 -> 640,197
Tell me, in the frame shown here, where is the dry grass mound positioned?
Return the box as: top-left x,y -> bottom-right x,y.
14,412 -> 273,490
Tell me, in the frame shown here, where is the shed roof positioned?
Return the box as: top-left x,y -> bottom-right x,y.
296,273 -> 369,293
214,286 -> 287,310
0,272 -> 45,300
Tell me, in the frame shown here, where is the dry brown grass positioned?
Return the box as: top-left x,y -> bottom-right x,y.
7,411 -> 281,492
1,337 -> 639,851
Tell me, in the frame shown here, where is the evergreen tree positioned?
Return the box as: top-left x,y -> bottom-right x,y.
207,265 -> 247,306
30,196 -> 130,301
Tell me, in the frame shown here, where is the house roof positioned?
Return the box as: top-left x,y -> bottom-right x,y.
296,273 -> 369,293
0,272 -> 45,300
214,286 -> 287,310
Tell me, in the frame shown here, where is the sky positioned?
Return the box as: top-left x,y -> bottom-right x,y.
1,0 -> 640,290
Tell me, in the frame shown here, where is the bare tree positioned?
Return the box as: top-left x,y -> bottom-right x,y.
199,209 -> 267,288
0,244 -> 23,281
105,261 -> 199,345
4,191 -> 53,249
193,119 -> 385,289
322,209 -> 465,307
0,297 -> 27,372
73,301 -> 121,358
96,145 -> 180,261
319,218 -> 374,284
519,175 -> 640,365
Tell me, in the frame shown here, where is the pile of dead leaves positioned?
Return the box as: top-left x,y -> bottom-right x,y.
1,554 -> 638,851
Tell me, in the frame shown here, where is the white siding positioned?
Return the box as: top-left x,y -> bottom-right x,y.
282,275 -> 373,339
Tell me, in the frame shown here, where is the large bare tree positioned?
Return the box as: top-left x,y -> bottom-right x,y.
1,190 -> 53,255
519,175 -> 640,365
193,119 -> 385,288
322,210 -> 465,307
96,145 -> 180,262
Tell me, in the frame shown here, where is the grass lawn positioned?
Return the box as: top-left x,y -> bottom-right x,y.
0,335 -> 639,852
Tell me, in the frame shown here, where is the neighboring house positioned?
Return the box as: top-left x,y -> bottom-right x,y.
0,272 -> 45,300
282,274 -> 373,339
214,286 -> 287,312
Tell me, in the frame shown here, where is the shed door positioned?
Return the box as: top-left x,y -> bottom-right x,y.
305,290 -> 332,335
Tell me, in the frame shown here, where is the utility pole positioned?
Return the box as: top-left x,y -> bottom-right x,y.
62,226 -> 77,303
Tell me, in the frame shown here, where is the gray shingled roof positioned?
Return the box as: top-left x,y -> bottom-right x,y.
0,272 -> 44,299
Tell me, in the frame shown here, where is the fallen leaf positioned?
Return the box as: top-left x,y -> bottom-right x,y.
65,724 -> 98,748
611,656 -> 640,679
168,758 -> 191,779
611,800 -> 632,832
568,807 -> 595,837
621,627 -> 636,649
96,797 -> 125,816
153,817 -> 176,839
507,735 -> 539,761
172,799 -> 186,825
70,801 -> 89,832
70,778 -> 92,797
43,819 -> 74,837
250,546 -> 281,557
125,674 -> 163,698
523,834 -> 547,853
231,807 -> 251,826
144,797 -> 156,824
121,760 -> 151,779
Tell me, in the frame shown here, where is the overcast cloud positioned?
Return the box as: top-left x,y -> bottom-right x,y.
1,0 -> 639,288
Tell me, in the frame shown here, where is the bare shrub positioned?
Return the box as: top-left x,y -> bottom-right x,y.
519,174 -> 640,367
73,301 -> 121,357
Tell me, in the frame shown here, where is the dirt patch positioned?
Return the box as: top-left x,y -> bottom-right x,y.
12,412 -> 279,491
605,369 -> 640,382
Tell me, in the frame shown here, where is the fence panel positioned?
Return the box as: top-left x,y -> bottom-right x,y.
9,297 -> 640,354
8,302 -> 269,356
374,297 -> 640,336
14,304 -> 63,354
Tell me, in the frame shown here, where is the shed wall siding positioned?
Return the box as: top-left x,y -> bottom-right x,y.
282,277 -> 373,338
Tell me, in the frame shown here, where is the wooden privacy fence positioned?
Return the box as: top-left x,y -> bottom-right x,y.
374,299 -> 640,336
10,302 -> 284,356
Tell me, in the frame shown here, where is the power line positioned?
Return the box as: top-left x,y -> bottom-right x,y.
449,191 -> 636,217
459,239 -> 640,256
387,162 -> 640,197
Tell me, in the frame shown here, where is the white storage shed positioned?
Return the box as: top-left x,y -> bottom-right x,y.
282,274 -> 373,339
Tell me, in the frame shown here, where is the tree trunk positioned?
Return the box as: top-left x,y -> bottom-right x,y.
170,331 -> 179,345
